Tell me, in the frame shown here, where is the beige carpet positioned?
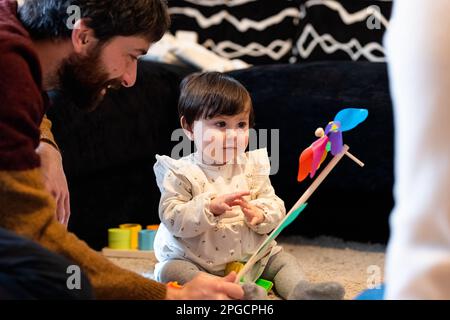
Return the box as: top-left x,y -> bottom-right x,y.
106,236 -> 385,300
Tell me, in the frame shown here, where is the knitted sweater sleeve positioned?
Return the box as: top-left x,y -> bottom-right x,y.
39,114 -> 60,152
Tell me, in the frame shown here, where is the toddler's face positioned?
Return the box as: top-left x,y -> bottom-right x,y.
191,110 -> 250,165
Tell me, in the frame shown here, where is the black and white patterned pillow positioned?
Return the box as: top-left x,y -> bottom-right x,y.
168,0 -> 301,65
294,0 -> 393,63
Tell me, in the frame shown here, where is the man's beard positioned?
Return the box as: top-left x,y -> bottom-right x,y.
57,45 -> 122,112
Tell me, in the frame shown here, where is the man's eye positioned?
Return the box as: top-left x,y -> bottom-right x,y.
130,55 -> 138,61
215,121 -> 226,128
238,122 -> 248,128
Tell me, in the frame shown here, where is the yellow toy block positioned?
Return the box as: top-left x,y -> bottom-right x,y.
225,261 -> 244,275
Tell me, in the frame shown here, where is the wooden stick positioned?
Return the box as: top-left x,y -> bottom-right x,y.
235,144 -> 351,283
287,144 -> 350,216
345,150 -> 364,167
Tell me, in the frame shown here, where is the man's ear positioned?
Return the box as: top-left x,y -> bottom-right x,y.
180,116 -> 194,141
71,19 -> 98,55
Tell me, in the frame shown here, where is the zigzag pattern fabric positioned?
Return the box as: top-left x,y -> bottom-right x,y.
296,0 -> 392,62
168,0 -> 392,64
168,0 -> 301,65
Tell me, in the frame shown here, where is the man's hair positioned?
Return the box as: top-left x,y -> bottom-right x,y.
179,72 -> 255,128
18,0 -> 170,43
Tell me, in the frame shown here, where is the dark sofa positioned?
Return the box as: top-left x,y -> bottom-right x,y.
47,60 -> 394,250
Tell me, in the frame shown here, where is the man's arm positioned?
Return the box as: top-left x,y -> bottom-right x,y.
0,46 -> 167,299
37,115 -> 71,226
39,115 -> 59,151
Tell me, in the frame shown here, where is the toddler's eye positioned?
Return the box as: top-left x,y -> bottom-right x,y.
215,121 -> 226,128
238,122 -> 248,128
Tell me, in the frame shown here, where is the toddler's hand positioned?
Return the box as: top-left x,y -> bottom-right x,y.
210,191 -> 250,216
235,198 -> 265,226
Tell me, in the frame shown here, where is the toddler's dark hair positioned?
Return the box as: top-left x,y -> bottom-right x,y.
178,72 -> 254,128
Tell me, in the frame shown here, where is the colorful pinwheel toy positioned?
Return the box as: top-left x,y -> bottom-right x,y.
297,108 -> 368,182
236,108 -> 368,284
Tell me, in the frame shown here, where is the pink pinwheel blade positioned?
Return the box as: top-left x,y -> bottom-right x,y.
297,147 -> 313,182
310,136 -> 329,178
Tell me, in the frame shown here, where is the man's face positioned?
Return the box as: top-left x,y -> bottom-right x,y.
58,36 -> 150,111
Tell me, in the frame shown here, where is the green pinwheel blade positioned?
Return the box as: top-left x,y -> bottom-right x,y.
239,203 -> 309,282
271,203 -> 308,240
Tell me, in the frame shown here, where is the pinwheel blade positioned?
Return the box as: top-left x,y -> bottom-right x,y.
271,203 -> 308,239
297,147 -> 313,182
329,131 -> 343,155
334,108 -> 368,132
310,136 -> 329,178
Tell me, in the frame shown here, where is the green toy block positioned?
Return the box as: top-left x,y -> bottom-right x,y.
255,278 -> 273,292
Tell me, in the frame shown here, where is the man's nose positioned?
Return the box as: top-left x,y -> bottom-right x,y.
121,64 -> 137,88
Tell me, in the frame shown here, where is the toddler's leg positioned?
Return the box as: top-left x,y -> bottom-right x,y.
157,259 -> 202,284
157,259 -> 272,300
261,251 -> 345,300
